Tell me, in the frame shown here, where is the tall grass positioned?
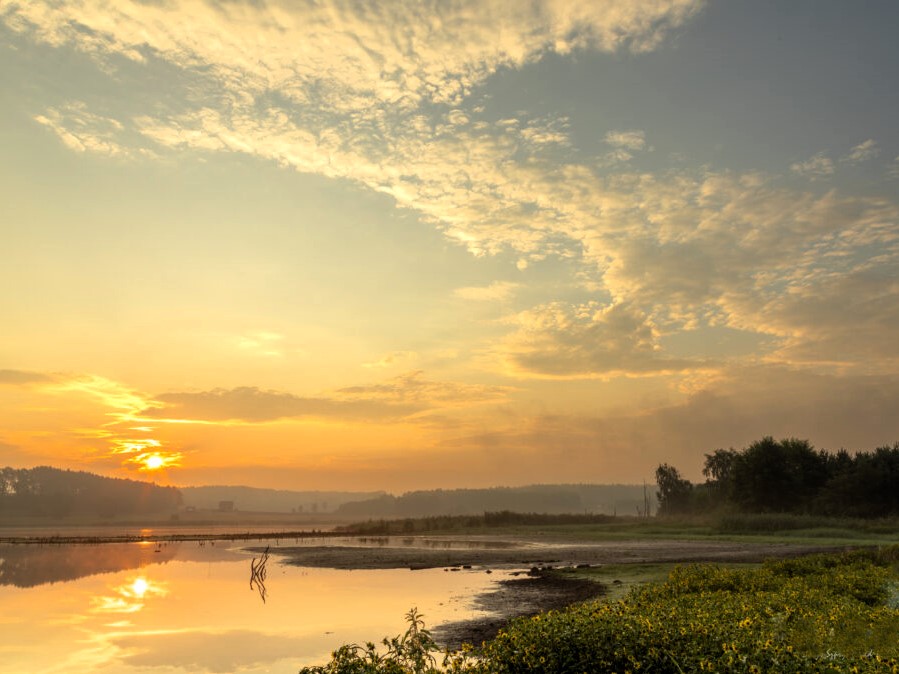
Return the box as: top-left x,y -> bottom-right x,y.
715,512 -> 899,534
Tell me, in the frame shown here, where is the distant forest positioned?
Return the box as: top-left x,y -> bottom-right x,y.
180,485 -> 384,513
335,484 -> 651,518
656,437 -> 899,518
0,466 -> 651,521
0,466 -> 182,518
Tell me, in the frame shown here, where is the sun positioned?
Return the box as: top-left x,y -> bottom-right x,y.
128,449 -> 182,473
143,454 -> 165,470
130,577 -> 149,598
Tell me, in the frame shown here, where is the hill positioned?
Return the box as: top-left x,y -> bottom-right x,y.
336,484 -> 654,519
179,485 -> 385,513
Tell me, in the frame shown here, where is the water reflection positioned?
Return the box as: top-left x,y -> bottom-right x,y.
0,539 -> 509,674
249,547 -> 270,603
92,576 -> 167,614
0,535 -> 526,589
0,542 -> 178,587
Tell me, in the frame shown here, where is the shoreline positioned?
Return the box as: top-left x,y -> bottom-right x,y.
257,537 -> 853,648
261,537 -> 849,570
434,571 -> 607,649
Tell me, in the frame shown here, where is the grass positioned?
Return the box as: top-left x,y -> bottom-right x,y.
338,512 -> 899,546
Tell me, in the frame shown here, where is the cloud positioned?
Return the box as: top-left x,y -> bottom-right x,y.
888,156 -> 899,180
4,1 -> 704,111
441,365 -> 899,482
6,0 -> 899,381
747,266 -> 899,369
498,301 -> 699,378
790,152 -> 834,179
0,369 -> 53,385
149,386 -> 414,423
136,366 -> 899,489
236,331 -> 286,358
604,129 -> 646,151
337,370 -> 509,405
51,374 -> 165,419
150,372 -> 508,422
34,102 -> 151,158
453,281 -> 520,301
0,370 -> 190,472
594,174 -> 899,361
841,139 -> 879,165
362,351 -> 419,369
1,0 -> 704,265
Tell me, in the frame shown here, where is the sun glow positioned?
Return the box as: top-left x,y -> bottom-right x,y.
144,455 -> 165,470
133,451 -> 182,472
131,577 -> 150,597
92,576 -> 167,614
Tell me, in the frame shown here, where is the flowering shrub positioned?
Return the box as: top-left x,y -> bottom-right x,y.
480,549 -> 899,673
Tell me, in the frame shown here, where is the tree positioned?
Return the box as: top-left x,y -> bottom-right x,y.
655,463 -> 693,515
702,448 -> 738,506
729,437 -> 827,512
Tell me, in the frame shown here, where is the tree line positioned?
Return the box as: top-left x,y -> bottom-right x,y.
335,484 -> 649,518
0,466 -> 183,519
655,437 -> 899,518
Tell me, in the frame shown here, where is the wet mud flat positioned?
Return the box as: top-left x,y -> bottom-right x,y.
434,570 -> 606,649
264,538 -> 842,571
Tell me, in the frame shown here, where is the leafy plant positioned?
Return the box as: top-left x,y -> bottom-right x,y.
299,608 -> 454,674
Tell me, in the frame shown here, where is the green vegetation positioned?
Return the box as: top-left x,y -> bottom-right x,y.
339,510 -> 899,546
301,547 -> 899,673
337,511 -> 620,535
657,437 -> 899,518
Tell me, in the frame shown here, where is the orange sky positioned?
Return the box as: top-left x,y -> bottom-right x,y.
3,1 -> 899,491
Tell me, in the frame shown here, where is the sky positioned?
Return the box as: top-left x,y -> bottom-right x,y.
2,0 -> 898,492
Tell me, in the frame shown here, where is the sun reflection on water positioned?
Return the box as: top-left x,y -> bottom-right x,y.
92,576 -> 167,614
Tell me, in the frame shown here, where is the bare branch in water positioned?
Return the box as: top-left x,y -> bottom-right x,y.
249,546 -> 270,603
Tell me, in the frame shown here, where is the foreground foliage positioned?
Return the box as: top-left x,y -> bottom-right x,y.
299,608 -> 447,674
300,547 -> 899,674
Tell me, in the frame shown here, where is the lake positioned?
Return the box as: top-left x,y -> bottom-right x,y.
0,537 -> 514,674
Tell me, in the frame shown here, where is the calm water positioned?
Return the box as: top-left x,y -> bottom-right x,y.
0,538 -> 512,674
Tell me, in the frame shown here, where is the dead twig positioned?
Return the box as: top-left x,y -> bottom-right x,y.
249,545 -> 270,603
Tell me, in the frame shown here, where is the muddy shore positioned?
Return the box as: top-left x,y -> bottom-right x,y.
434,571 -> 607,649
262,537 -> 841,571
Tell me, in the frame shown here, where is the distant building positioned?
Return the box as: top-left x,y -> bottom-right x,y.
218,500 -> 235,512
